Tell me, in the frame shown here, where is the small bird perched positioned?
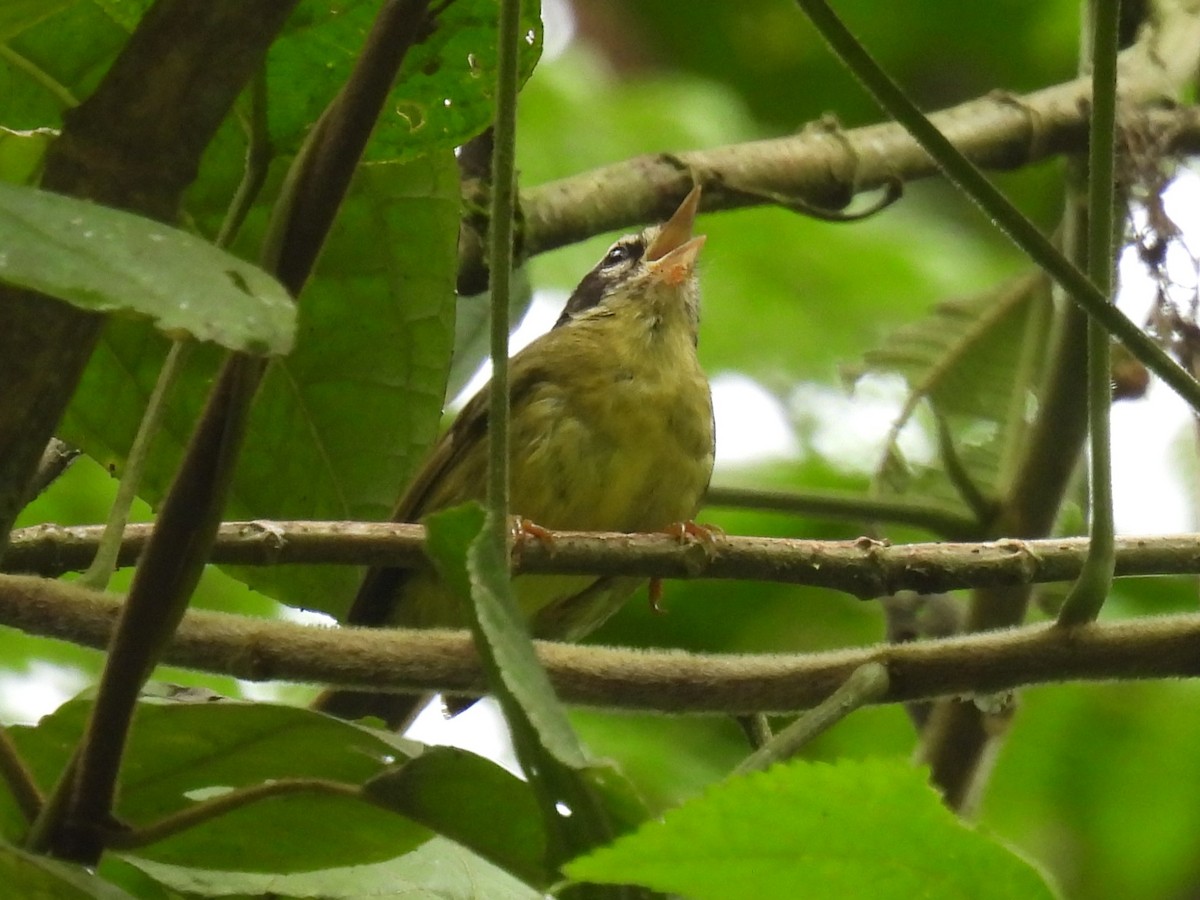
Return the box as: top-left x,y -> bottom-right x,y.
316,185 -> 715,729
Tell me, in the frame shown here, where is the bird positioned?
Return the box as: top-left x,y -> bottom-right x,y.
314,185 -> 715,729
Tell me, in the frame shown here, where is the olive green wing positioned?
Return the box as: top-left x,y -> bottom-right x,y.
340,353 -> 553,628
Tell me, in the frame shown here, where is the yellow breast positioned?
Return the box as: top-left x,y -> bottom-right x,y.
396,285 -> 713,633
510,304 -> 714,535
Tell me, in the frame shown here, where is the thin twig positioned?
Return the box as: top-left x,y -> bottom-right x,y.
216,69 -> 273,248
486,0 -> 519,551
78,340 -> 192,591
733,663 -> 890,774
104,778 -> 360,850
735,715 -> 775,751
0,727 -> 43,822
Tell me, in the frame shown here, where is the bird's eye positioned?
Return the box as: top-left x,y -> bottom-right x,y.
598,238 -> 644,271
601,245 -> 631,267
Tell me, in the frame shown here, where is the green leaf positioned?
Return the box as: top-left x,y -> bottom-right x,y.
122,836 -> 543,899
8,696 -> 431,872
364,745 -> 552,887
266,0 -> 542,165
565,758 -> 1058,900
0,0 -> 542,151
0,182 -> 295,354
92,857 -> 175,900
424,504 -> 587,769
0,840 -> 137,899
0,4 -> 136,127
60,152 -> 459,615
0,126 -> 52,184
225,154 -> 460,611
424,504 -> 640,869
847,272 -> 1052,510
86,1 -> 151,32
0,1 -> 76,41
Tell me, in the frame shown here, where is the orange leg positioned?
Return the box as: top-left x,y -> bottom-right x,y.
648,578 -> 666,614
512,516 -> 554,544
510,516 -> 555,564
663,519 -> 723,548
649,520 -> 723,612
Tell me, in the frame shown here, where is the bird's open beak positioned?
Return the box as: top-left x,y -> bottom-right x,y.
647,185 -> 706,287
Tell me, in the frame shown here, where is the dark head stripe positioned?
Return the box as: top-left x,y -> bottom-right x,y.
554,269 -> 608,328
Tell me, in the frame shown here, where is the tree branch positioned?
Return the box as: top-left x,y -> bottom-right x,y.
3,574 -> 1200,715
733,662 -> 890,774
8,521 -> 1200,597
457,1 -> 1200,290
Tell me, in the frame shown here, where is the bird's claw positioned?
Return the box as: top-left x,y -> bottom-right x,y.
663,519 -> 722,554
648,520 -> 721,613
510,516 -> 555,563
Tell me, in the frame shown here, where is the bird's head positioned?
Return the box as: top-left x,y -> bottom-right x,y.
554,185 -> 706,334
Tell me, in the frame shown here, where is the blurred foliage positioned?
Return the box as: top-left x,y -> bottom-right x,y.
3,0 -> 1199,897
605,0 -> 1078,129
849,273 -> 1053,516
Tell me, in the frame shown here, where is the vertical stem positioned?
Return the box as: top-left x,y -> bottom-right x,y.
486,0 -> 521,549
1058,0 -> 1119,627
78,341 -> 192,591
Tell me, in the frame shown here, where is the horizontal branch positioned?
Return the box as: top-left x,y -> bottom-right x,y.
2,573 -> 1199,714
7,520 -> 1200,599
453,2 -> 1200,290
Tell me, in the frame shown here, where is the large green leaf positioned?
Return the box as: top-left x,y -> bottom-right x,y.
267,0 -> 542,165
122,836 -> 543,899
0,0 -> 76,41
364,745 -> 552,887
0,841 -> 136,899
565,758 -> 1057,899
7,696 -> 431,872
60,153 -> 460,614
846,272 -> 1052,513
0,2 -> 128,127
0,0 -> 542,160
0,182 -> 295,354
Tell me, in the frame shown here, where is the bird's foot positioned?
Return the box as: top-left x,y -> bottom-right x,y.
663,519 -> 723,553
648,520 -> 723,613
510,516 -> 555,563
